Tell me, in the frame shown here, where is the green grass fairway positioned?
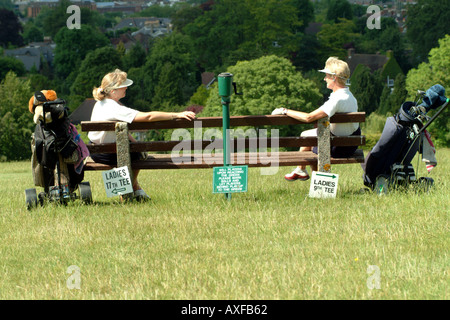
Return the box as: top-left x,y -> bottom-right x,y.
0,149 -> 448,299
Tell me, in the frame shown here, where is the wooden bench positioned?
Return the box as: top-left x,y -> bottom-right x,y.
80,112 -> 366,175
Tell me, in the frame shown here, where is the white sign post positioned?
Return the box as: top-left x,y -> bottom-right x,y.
102,166 -> 134,198
309,171 -> 339,198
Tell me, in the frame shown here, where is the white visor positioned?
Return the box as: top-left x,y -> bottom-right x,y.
319,68 -> 347,79
318,68 -> 335,75
117,79 -> 133,88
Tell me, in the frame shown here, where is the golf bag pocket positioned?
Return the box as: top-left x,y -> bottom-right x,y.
58,137 -> 78,159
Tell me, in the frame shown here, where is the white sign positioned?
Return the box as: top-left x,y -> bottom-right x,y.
309,171 -> 339,198
101,166 -> 133,198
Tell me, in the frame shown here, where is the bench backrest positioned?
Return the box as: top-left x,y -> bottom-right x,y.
81,113 -> 365,152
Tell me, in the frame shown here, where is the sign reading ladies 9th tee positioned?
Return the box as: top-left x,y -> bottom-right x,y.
309,171 -> 339,198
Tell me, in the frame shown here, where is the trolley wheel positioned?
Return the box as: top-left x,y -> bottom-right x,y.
417,177 -> 434,193
375,174 -> 391,195
78,181 -> 92,204
25,188 -> 38,210
38,192 -> 46,206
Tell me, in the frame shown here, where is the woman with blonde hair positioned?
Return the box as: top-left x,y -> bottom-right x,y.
272,57 -> 360,181
89,69 -> 196,200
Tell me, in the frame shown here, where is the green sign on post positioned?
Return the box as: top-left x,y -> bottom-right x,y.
213,165 -> 248,194
216,72 -> 243,200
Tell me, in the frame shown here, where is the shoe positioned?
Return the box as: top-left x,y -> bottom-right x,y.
284,170 -> 310,181
134,189 -> 151,201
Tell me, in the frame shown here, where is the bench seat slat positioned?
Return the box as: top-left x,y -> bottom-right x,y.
86,136 -> 366,154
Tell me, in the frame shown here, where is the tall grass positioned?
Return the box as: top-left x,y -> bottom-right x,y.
0,149 -> 448,299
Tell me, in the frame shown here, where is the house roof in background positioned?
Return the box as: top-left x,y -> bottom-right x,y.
346,49 -> 389,74
69,98 -> 96,125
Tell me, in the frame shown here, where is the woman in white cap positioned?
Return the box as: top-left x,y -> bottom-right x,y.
272,57 -> 360,181
89,69 -> 196,200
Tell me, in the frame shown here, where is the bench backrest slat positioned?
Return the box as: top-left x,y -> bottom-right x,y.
80,112 -> 365,132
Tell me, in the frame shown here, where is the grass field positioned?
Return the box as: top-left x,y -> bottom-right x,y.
0,149 -> 448,300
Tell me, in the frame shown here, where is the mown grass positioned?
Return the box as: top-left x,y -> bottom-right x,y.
0,149 -> 448,299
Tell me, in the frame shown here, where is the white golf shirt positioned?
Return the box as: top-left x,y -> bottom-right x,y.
88,98 -> 139,144
319,87 -> 359,136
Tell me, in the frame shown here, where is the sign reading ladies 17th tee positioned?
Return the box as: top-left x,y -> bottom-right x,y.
102,166 -> 133,198
213,165 -> 248,194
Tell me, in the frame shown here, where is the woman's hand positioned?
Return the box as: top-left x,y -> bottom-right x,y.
176,111 -> 196,121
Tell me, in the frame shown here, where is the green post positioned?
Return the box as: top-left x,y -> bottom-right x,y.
218,73 -> 234,200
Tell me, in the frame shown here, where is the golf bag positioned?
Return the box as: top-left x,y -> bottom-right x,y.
361,84 -> 448,192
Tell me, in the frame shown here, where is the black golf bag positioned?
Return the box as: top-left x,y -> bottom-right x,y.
362,84 -> 448,193
26,98 -> 92,209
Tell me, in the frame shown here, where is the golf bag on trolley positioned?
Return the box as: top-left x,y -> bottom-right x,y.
25,92 -> 92,209
361,84 -> 448,194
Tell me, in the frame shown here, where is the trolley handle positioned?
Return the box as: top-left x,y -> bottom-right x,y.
418,98 -> 449,135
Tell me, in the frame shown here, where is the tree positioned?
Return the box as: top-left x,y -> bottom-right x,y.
245,0 -> 302,56
289,0 -> 314,33
38,0 -> 106,38
316,18 -> 359,62
406,35 -> 450,94
70,46 -> 123,110
378,26 -> 403,55
0,9 -> 23,47
380,51 -> 403,82
116,41 -> 126,59
0,72 -> 33,161
53,24 -> 110,80
172,4 -> 203,32
406,0 -> 450,65
182,0 -> 251,70
138,4 -> 179,18
291,34 -> 321,72
121,67 -> 151,112
378,73 -> 408,115
388,74 -> 408,114
22,22 -> 44,44
406,35 -> 450,146
0,56 -> 25,80
188,85 -> 209,107
139,32 -> 197,109
182,0 -> 304,71
40,0 -> 72,38
0,0 -> 14,10
350,65 -> 381,115
123,42 -> 147,70
378,85 -> 392,115
202,55 -> 321,136
151,62 -> 184,110
27,73 -> 54,93
326,0 -> 353,23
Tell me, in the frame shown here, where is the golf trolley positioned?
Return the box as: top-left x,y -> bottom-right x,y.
25,98 -> 92,210
362,84 -> 448,195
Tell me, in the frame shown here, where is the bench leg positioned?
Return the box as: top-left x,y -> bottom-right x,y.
317,117 -> 331,173
115,122 -> 134,201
